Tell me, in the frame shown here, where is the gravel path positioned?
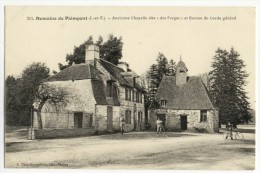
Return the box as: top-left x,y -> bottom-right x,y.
5,125 -> 255,170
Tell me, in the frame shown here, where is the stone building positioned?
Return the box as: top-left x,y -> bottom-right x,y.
32,45 -> 145,138
148,59 -> 219,133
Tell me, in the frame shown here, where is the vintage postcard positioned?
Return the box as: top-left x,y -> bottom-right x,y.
2,4 -> 258,171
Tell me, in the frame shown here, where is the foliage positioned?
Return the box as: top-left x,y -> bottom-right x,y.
200,72 -> 211,92
20,62 -> 50,104
5,62 -> 50,126
58,34 -> 123,70
34,83 -> 68,129
209,47 -> 252,126
5,76 -> 20,126
147,52 -> 176,100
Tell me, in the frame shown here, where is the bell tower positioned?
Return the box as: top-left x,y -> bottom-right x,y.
176,56 -> 188,86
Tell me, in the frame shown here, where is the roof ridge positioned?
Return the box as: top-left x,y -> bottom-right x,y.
43,63 -> 95,82
97,58 -> 122,70
97,58 -> 136,87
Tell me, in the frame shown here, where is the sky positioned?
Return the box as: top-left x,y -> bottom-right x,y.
5,6 -> 256,109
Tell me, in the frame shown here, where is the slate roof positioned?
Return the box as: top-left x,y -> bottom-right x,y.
125,77 -> 146,92
153,75 -> 216,110
98,59 -> 146,92
43,64 -> 103,82
97,59 -> 132,87
42,59 -> 143,106
91,80 -> 108,105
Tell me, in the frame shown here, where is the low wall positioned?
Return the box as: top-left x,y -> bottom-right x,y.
30,128 -> 96,139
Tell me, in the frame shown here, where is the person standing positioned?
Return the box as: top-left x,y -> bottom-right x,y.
156,118 -> 163,136
120,114 -> 125,135
226,121 -> 234,140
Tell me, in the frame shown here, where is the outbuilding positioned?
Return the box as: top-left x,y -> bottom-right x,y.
148,60 -> 219,133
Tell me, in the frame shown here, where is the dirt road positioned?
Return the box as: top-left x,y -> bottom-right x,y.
5,125 -> 255,170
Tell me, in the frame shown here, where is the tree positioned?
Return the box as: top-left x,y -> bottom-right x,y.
58,34 -> 123,70
5,63 -> 50,126
5,76 -> 19,126
20,62 -> 50,105
156,53 -> 168,83
209,47 -> 252,127
147,53 -> 176,100
168,59 -> 176,76
33,83 -> 68,129
99,34 -> 123,65
200,72 -> 211,92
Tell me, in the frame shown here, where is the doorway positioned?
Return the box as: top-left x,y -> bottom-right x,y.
157,114 -> 166,127
74,112 -> 83,129
180,115 -> 187,130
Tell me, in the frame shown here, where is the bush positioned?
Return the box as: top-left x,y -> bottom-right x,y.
193,127 -> 208,133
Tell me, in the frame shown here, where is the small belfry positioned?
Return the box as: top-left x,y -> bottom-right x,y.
176,55 -> 188,86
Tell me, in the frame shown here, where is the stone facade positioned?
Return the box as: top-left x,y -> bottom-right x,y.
33,78 -> 145,133
118,85 -> 145,131
32,45 -> 145,138
33,80 -> 97,129
148,108 -> 219,133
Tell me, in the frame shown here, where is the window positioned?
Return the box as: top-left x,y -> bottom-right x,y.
140,93 -> 142,103
161,100 -> 167,107
125,110 -> 132,124
132,90 -> 135,102
107,81 -> 113,97
200,110 -> 207,122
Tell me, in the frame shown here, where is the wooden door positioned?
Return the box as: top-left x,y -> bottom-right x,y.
107,106 -> 113,132
181,116 -> 187,130
74,112 -> 83,129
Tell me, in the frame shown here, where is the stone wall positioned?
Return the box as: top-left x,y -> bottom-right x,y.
95,105 -> 108,132
148,108 -> 219,133
33,128 -> 96,139
34,111 -> 94,129
33,80 -> 97,129
112,106 -> 121,131
148,109 -> 157,130
118,85 -> 145,131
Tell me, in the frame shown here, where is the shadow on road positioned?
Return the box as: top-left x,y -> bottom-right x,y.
98,132 -> 196,140
219,128 -> 255,134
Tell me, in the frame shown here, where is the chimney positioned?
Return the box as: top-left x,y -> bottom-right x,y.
117,62 -> 129,72
85,44 -> 99,61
